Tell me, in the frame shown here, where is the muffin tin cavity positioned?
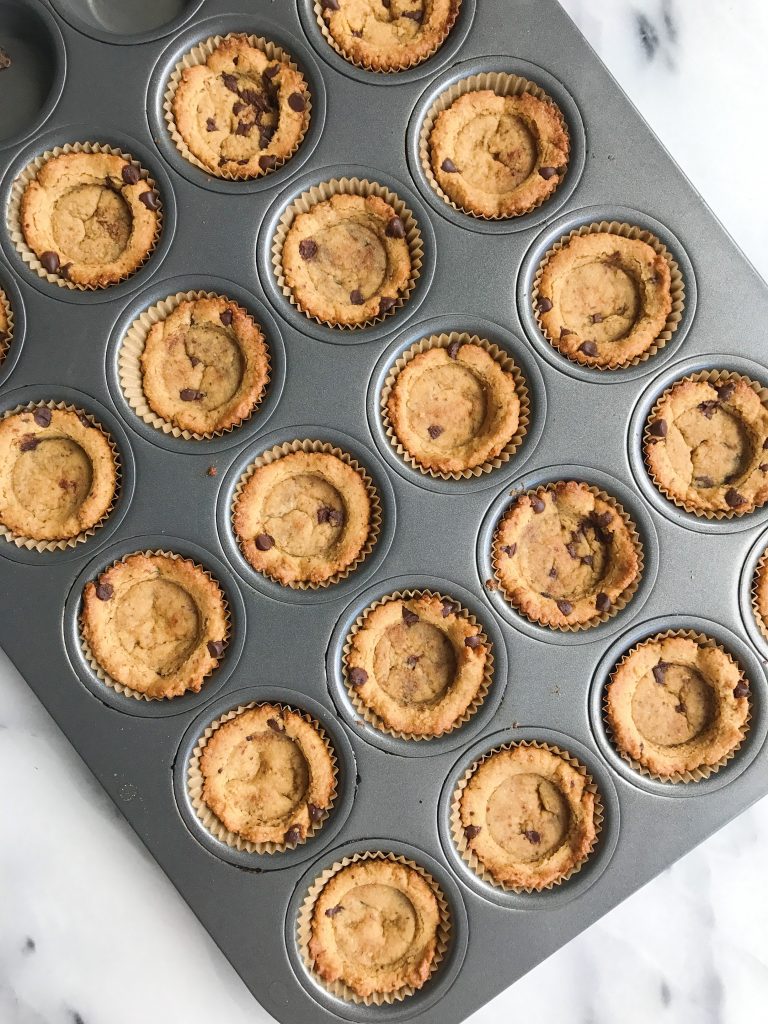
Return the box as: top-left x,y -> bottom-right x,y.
407,56 -> 585,235
0,1 -> 66,149
52,0 -> 205,45
63,535 -> 247,718
477,465 -> 659,646
518,206 -> 696,384
174,687 -> 357,870
588,616 -> 768,798
628,355 -> 768,535
106,274 -> 286,454
438,728 -> 620,911
326,574 -> 508,757
367,314 -> 546,494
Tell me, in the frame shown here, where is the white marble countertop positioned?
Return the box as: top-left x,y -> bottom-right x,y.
3,2 -> 768,1022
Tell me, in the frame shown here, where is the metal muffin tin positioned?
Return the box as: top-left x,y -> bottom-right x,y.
1,2 -> 767,1021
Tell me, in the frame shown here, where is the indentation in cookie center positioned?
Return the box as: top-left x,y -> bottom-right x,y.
520,515 -> 609,601
52,185 -> 132,265
373,620 -> 457,705
225,732 -> 309,823
114,579 -> 200,674
168,324 -> 244,409
406,364 -> 487,447
12,438 -> 93,516
305,220 -> 387,304
486,772 -> 570,861
559,259 -> 641,341
632,664 -> 715,746
262,472 -> 345,557
456,113 -> 537,193
332,883 -> 417,967
675,406 -> 753,487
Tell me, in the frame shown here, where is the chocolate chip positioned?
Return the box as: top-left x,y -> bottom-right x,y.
733,680 -> 749,699
207,465 -> 218,477
284,826 -> 302,845
531,495 -> 546,513
264,64 -> 280,79
716,382 -> 735,402
648,419 -> 668,438
321,0 -> 340,8
698,400 -> 719,419
40,251 -> 60,274
219,309 -> 233,326
299,238 -> 318,260
675,701 -> 686,714
232,102 -> 246,115
206,117 -> 217,131
427,424 -> 443,439
441,599 -> 459,617
447,339 -> 461,360
556,599 -> 573,615
0,47 -> 11,70
349,666 -> 368,686
565,542 -> 579,559
325,904 -> 343,917
652,662 -> 669,685
385,216 -> 405,239
581,554 -> 594,566
548,566 -> 557,578
539,166 -> 558,180
349,289 -> 364,305
221,72 -> 239,92
464,634 -> 483,651
255,533 -> 274,551
139,190 -> 160,211
595,592 -> 612,613
523,829 -> 542,844
121,164 -> 140,185
441,158 -> 459,173
95,582 -> 113,601
537,297 -> 553,313
406,654 -> 420,668
590,511 -> 613,529
402,9 -> 423,20
33,407 -> 52,428
308,803 -> 324,823
288,92 -> 306,112
207,640 -> 225,658
379,296 -> 396,315
761,465 -> 768,472
579,341 -> 598,357
402,607 -> 419,627
77,412 -> 92,429
591,313 -> 604,324
179,388 -> 205,401
267,718 -> 284,734
235,120 -> 251,136
317,506 -> 344,526
560,328 -> 574,337
763,438 -> 768,450
502,544 -> 516,557
725,488 -> 746,508
19,435 -> 38,451
464,824 -> 481,840
189,355 -> 201,367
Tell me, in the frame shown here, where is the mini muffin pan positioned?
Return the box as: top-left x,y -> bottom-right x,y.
0,2 -> 767,1022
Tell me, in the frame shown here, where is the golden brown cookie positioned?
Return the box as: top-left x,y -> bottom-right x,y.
458,744 -> 598,890
429,90 -> 569,218
282,193 -> 412,327
199,704 -> 336,846
319,0 -> 460,72
645,376 -> 768,515
233,450 -> 373,586
493,481 -> 640,629
308,857 -> 442,998
172,35 -> 310,179
537,232 -> 672,368
753,551 -> 768,640
0,407 -> 117,542
386,342 -> 521,473
20,151 -> 160,288
0,289 -> 10,362
345,593 -> 488,736
81,552 -> 228,699
606,635 -> 750,778
139,295 -> 270,435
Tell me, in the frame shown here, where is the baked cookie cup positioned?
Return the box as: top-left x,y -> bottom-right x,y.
12,144 -> 162,289
751,546 -> 768,643
166,33 -> 310,180
80,550 -> 230,700
533,221 -> 682,369
426,75 -> 569,219
314,0 -> 461,73
0,403 -> 119,549
492,481 -> 642,630
343,590 -> 492,738
453,741 -> 601,892
273,177 -> 422,329
604,632 -> 750,782
298,851 -> 450,1004
0,288 -> 12,367
644,370 -> 768,517
190,702 -> 337,852
382,332 -> 527,477
232,440 -> 380,588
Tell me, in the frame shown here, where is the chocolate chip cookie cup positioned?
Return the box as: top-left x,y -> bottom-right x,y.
8,141 -> 163,291
0,286 -> 14,372
380,331 -> 529,480
751,545 -> 768,645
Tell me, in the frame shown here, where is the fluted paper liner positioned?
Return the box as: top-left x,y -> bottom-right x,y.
231,439 -> 381,589
491,482 -> 644,631
272,177 -> 423,329
451,740 -> 603,893
8,142 -> 163,291
311,0 -> 460,73
163,32 -> 311,180
186,700 -> 338,853
380,332 -> 529,479
644,369 -> 768,519
341,588 -> 493,739
79,549 -> 231,702
532,221 -> 684,370
119,289 -> 271,440
0,287 -> 13,367
603,629 -> 751,783
297,850 -> 451,1005
0,400 -> 120,551
419,71 -> 570,220
751,547 -> 768,643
